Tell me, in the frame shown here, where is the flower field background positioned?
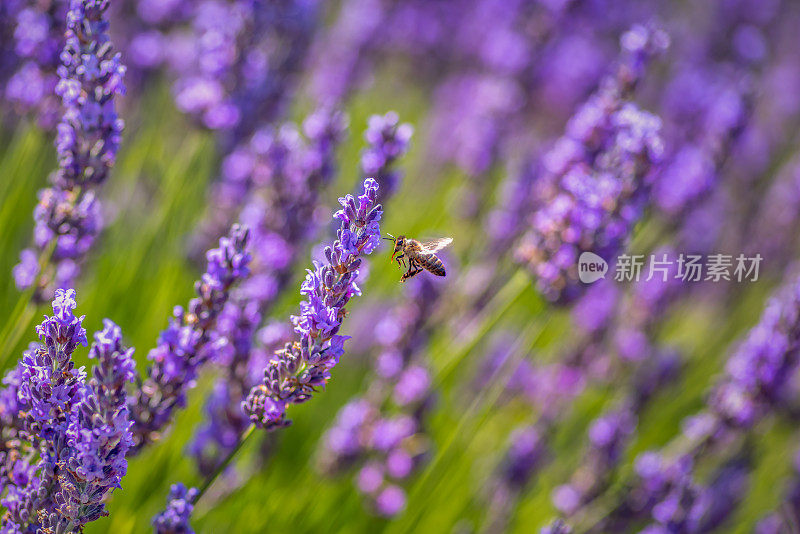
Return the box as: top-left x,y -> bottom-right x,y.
2,1 -> 800,532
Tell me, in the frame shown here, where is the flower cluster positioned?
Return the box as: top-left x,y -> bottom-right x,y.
628,452 -> 750,534
57,319 -> 136,528
514,25 -> 667,302
190,107 -> 347,261
709,277 -> 800,428
153,483 -> 199,534
242,177 -> 382,429
13,0 -> 125,299
171,0 -> 320,140
4,0 -> 66,127
361,111 -> 413,199
1,289 -> 136,532
128,224 -> 251,451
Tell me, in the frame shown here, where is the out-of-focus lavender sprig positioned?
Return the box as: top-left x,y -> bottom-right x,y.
242,177 -> 383,430
170,0 -> 320,141
709,275 -> 800,429
361,111 -> 413,199
306,0 -> 384,107
128,224 -> 251,452
3,0 -> 66,128
541,519 -> 573,534
551,351 -> 681,519
317,277 -> 440,516
13,0 -> 125,301
654,69 -> 752,219
153,483 -> 199,534
484,423 -> 549,531
2,289 -> 136,532
190,107 -> 347,263
515,24 -> 668,303
748,156 -> 800,270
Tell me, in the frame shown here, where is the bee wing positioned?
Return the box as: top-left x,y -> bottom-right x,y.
419,237 -> 453,254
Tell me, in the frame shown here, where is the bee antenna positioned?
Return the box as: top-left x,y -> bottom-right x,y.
382,233 -> 395,241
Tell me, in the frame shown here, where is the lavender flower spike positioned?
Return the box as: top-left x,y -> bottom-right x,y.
153,483 -> 199,534
243,178 -> 383,430
57,319 -> 136,528
14,0 -> 125,297
361,112 -> 413,199
515,25 -> 667,302
129,224 -> 251,451
55,0 -> 125,189
6,289 -> 136,532
19,288 -> 87,438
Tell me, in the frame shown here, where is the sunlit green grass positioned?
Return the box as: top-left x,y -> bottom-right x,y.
0,73 -> 795,533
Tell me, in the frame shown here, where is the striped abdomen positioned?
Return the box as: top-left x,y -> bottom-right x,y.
418,253 -> 446,276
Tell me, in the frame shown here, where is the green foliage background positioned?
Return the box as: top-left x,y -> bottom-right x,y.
0,75 -> 795,533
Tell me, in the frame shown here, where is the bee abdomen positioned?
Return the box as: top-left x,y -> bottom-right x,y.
421,254 -> 446,276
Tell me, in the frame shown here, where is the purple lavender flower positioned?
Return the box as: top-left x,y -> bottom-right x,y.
243,178 -> 382,429
129,225 -> 251,451
586,272 -> 800,533
654,73 -> 750,218
18,288 -> 88,439
429,74 -> 523,177
153,483 -> 198,534
56,319 -> 136,528
361,111 -> 413,199
552,408 -> 635,515
0,457 -> 42,531
709,277 -> 800,428
630,453 -> 749,534
55,0 -> 126,190
515,25 -> 667,302
3,289 -> 136,532
14,0 -> 125,299
4,0 -> 65,128
499,425 -> 548,493
171,0 -> 320,140
191,107 -> 347,261
376,485 -> 406,517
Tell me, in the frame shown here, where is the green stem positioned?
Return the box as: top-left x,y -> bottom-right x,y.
194,423 -> 256,504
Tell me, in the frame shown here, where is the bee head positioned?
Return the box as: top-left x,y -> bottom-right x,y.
384,233 -> 403,260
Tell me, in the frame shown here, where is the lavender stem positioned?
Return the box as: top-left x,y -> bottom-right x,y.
194,423 -> 256,505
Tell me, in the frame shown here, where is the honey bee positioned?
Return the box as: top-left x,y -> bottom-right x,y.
384,234 -> 453,282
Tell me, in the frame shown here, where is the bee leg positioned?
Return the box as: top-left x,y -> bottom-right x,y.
401,261 -> 423,282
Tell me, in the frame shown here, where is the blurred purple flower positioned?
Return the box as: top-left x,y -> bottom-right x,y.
515,24 -> 667,302
14,0 -> 125,299
153,483 -> 199,534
